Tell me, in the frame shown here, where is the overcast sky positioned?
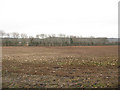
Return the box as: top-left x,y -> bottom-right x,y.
0,0 -> 119,38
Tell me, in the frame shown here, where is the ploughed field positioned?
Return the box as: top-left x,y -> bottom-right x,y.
2,46 -> 118,88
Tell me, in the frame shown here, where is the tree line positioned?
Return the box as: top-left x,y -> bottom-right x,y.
0,30 -> 118,46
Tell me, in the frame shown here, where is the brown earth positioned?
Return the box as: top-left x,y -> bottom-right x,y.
2,46 -> 118,88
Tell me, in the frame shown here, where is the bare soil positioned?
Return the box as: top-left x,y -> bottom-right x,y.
2,46 -> 118,88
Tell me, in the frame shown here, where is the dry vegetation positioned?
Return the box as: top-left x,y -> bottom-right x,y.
2,46 -> 118,88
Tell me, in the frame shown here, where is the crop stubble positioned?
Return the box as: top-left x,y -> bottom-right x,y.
2,46 -> 118,88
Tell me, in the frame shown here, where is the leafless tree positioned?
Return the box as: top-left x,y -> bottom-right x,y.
6,33 -> 11,38
0,30 -> 5,38
40,34 -> 45,39
29,36 -> 34,46
21,33 -> 28,38
12,32 -> 19,38
36,34 -> 40,38
58,34 -> 65,38
11,32 -> 20,45
20,33 -> 28,46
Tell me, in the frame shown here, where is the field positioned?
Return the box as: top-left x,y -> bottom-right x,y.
2,46 -> 118,88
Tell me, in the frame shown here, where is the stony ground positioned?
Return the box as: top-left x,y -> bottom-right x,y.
2,46 -> 118,88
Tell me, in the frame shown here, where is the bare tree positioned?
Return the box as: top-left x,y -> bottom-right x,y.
12,32 -> 19,38
58,34 -> 65,38
6,33 -> 10,38
21,33 -> 28,38
0,30 -> 5,38
51,34 -> 56,38
29,36 -> 34,46
36,34 -> 40,38
11,32 -> 20,46
20,33 -> 28,46
40,34 -> 45,39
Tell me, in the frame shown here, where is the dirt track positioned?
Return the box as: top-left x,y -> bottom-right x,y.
2,46 -> 118,88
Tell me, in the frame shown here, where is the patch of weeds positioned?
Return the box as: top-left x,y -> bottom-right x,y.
57,62 -> 66,65
13,84 -> 20,88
